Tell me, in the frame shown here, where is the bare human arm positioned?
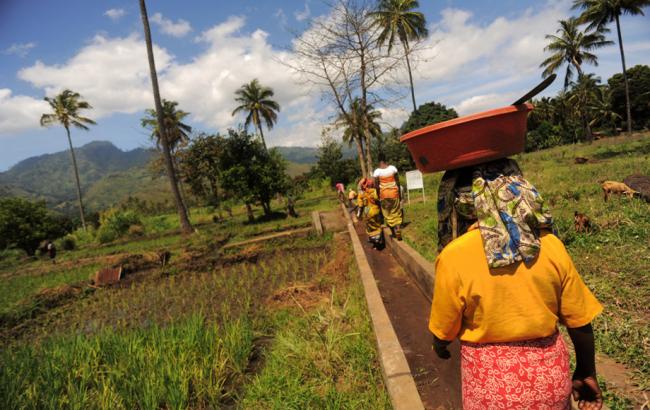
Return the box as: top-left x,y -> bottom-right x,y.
567,323 -> 602,410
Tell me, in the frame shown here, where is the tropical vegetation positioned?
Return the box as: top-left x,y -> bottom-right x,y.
40,90 -> 96,230
572,0 -> 650,132
371,0 -> 428,112
232,79 -> 281,151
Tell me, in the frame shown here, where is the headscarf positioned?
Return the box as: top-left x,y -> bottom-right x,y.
437,159 -> 553,268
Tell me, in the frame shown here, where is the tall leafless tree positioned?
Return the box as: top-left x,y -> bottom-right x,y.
138,0 -> 192,234
290,0 -> 404,177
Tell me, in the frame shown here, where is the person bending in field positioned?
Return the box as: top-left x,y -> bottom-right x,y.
373,156 -> 403,240
47,241 -> 57,264
430,158 -> 603,410
358,178 -> 383,249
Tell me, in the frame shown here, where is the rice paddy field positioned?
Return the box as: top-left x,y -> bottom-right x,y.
0,192 -> 390,409
402,132 -> 650,406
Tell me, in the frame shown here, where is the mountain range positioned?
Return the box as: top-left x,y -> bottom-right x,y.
0,141 -> 322,213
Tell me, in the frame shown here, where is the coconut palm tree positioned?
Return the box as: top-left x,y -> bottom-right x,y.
138,0 -> 192,234
40,90 -> 95,230
568,73 -> 602,140
232,79 -> 280,151
589,85 -> 622,132
540,18 -> 612,88
572,0 -> 650,133
336,98 -> 382,175
371,0 -> 428,112
141,99 -> 192,153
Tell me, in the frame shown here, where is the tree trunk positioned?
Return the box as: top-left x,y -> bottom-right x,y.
65,127 -> 87,230
403,40 -> 417,113
172,154 -> 190,216
257,119 -> 268,151
139,0 -> 192,234
245,203 -> 255,222
615,14 -> 632,134
261,201 -> 271,216
354,135 -> 367,177
362,123 -> 373,175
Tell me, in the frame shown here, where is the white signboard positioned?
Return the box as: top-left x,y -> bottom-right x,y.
405,170 -> 425,205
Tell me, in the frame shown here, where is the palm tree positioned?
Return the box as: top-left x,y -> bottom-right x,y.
540,18 -> 612,88
573,0 -> 650,133
141,99 -> 193,211
336,98 -> 382,175
589,85 -> 622,132
40,90 -> 95,230
371,0 -> 428,112
141,99 -> 192,153
568,73 -> 601,140
138,0 -> 192,234
232,79 -> 280,151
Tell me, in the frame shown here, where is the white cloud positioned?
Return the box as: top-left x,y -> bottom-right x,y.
0,89 -> 49,134
150,13 -> 192,37
104,8 -> 126,21
18,34 -> 173,118
11,18 -> 314,141
3,42 -> 36,57
454,92 -> 519,115
294,2 -> 311,22
377,107 -> 409,130
167,17 -> 308,132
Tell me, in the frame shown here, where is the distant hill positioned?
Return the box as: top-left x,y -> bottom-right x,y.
275,145 -> 356,164
0,141 -> 157,212
0,141 -> 334,212
275,147 -> 319,164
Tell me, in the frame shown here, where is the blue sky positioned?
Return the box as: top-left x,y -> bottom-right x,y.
0,0 -> 648,171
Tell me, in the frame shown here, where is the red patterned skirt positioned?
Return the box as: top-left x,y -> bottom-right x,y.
460,332 -> 571,410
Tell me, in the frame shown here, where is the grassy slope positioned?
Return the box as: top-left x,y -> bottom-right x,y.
0,189 -> 388,409
402,133 -> 650,389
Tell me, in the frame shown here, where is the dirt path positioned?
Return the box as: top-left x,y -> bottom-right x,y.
354,224 -> 462,410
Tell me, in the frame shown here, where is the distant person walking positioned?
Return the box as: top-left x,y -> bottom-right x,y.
429,159 -> 603,410
335,182 -> 346,204
46,241 -> 57,264
348,188 -> 358,213
373,157 -> 403,240
358,178 -> 383,249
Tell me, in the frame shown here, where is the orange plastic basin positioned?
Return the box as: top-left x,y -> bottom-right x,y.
400,103 -> 533,173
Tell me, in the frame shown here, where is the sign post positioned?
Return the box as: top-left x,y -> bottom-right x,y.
405,170 -> 425,205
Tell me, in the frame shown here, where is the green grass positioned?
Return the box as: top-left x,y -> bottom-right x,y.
0,263 -> 100,316
402,133 -> 650,392
241,271 -> 390,409
0,183 -> 388,409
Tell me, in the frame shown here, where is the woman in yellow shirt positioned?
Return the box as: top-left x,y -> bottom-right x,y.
358,178 -> 383,249
429,159 -> 603,410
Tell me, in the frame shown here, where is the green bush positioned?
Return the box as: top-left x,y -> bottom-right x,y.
0,198 -> 72,255
97,209 -> 142,244
69,226 -> 96,246
58,235 -> 76,251
127,224 -> 145,237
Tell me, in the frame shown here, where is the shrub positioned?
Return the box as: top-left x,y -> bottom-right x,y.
0,198 -> 72,255
97,209 -> 142,244
128,224 -> 145,237
58,235 -> 76,251
69,227 -> 96,246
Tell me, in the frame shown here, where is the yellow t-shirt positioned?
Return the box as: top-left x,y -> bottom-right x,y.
429,228 -> 602,343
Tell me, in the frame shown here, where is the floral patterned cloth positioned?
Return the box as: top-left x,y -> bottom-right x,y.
461,332 -> 571,410
437,159 -> 553,268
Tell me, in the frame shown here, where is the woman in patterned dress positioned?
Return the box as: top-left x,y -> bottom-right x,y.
429,159 -> 603,410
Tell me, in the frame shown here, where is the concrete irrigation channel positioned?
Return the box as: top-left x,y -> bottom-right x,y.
341,204 -> 462,410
